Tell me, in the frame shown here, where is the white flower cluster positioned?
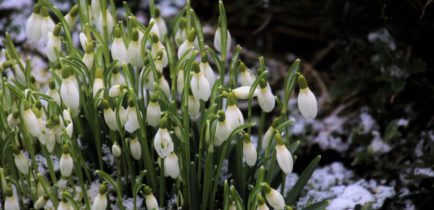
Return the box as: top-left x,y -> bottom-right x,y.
0,0 -> 320,209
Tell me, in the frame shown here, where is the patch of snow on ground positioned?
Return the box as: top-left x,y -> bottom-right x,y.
102,144 -> 115,166
295,162 -> 395,209
413,168 -> 434,177
369,131 -> 391,154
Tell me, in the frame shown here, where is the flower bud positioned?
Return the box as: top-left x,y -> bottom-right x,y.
214,26 -> 231,54
60,68 -> 80,112
297,75 -> 317,119
39,7 -> 55,45
257,195 -> 270,210
92,184 -> 108,210
64,5 -> 79,28
238,61 -> 256,86
200,57 -> 217,88
188,94 -> 201,121
7,111 -> 20,129
14,150 -> 30,175
191,62 -> 211,101
176,69 -> 185,95
225,92 -> 244,129
96,11 -> 114,35
129,136 -> 142,160
146,97 -> 161,127
108,84 -> 125,98
128,29 -> 144,68
153,117 -> 174,158
34,195 -> 49,209
215,110 -> 231,146
275,134 -> 293,174
102,102 -> 117,131
257,82 -> 275,113
4,188 -> 19,210
178,29 -> 195,59
60,145 -> 73,177
47,80 -> 61,106
243,134 -> 257,167
262,183 -> 285,210
150,33 -> 168,68
110,69 -> 126,86
23,107 -> 42,137
233,86 -> 258,100
144,186 -> 159,210
45,26 -> 62,62
111,27 -> 129,67
26,4 -> 43,44
93,69 -> 105,98
164,153 -> 180,179
112,142 -> 122,158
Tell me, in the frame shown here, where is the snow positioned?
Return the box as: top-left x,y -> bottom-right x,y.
413,168 -> 434,177
102,144 -> 115,166
294,162 -> 395,209
369,131 -> 391,154
0,0 -> 31,10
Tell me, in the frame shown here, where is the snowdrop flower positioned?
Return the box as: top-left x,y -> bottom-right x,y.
64,5 -> 79,28
128,28 -> 144,68
60,68 -> 80,112
45,127 -> 56,153
108,84 -> 126,98
297,74 -> 317,119
188,94 -> 201,120
233,86 -> 258,100
79,32 -> 88,50
110,69 -> 126,86
190,62 -> 211,101
164,153 -> 180,179
7,112 -> 20,129
112,142 -> 122,158
225,92 -> 244,129
243,134 -> 257,167
34,194 -> 49,209
146,95 -> 161,127
262,118 -> 279,149
215,110 -> 232,146
149,18 -> 161,40
176,69 -> 184,95
47,80 -> 61,106
39,7 -> 56,45
200,53 -> 217,87
58,194 -> 72,210
45,24 -> 62,62
129,136 -> 142,160
214,22 -> 232,54
257,81 -> 275,113
153,116 -> 174,158
178,29 -> 196,59
96,10 -> 114,35
115,106 -> 128,130
175,18 -> 187,46
174,125 -> 182,140
125,100 -> 140,133
144,186 -> 159,210
229,201 -> 237,210
262,183 -> 285,210
4,188 -> 19,210
83,41 -> 95,70
275,133 -> 293,174
23,106 -> 42,137
92,184 -> 108,210
91,0 -> 101,18
60,144 -> 74,177
14,149 -> 30,175
93,68 -> 105,98
26,4 -> 43,44
238,61 -> 256,86
150,33 -> 168,68
111,26 -> 129,66
154,8 -> 168,37
257,195 -> 270,210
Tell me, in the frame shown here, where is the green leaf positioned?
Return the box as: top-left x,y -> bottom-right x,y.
302,200 -> 329,210
286,155 -> 321,204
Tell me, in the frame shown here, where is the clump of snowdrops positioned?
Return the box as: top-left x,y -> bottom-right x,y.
0,0 -> 321,209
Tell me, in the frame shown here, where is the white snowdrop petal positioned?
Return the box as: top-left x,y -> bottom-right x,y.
176,70 -> 184,95
45,33 -> 61,62
125,108 -> 140,133
164,153 -> 180,179
188,95 -> 201,120
92,193 -> 108,210
276,144 -> 293,174
60,77 -> 80,111
24,109 -> 42,137
215,120 -> 232,146
129,138 -> 142,160
258,84 -> 275,113
225,105 -> 244,129
103,109 -> 117,131
233,86 -> 258,99
146,102 -> 161,127
262,126 -> 274,149
111,38 -> 129,66
243,141 -> 257,166
5,196 -> 19,210
60,153 -> 73,177
297,88 -> 318,119
153,128 -> 174,158
14,153 -> 30,175
145,194 -> 159,210
214,28 -> 231,54
266,188 -> 285,209
93,79 -> 104,98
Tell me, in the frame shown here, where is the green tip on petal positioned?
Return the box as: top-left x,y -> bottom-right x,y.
99,183 -> 108,194
132,28 -> 139,41
192,62 -> 200,73
187,28 -> 196,42
297,74 -> 308,90
53,24 -> 62,36
69,5 -> 79,17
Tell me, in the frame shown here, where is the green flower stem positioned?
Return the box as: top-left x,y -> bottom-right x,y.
41,147 -> 58,193
99,0 -> 111,66
159,159 -> 165,205
149,0 -> 156,18
228,46 -> 241,89
115,155 -> 124,209
218,0 -> 228,62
